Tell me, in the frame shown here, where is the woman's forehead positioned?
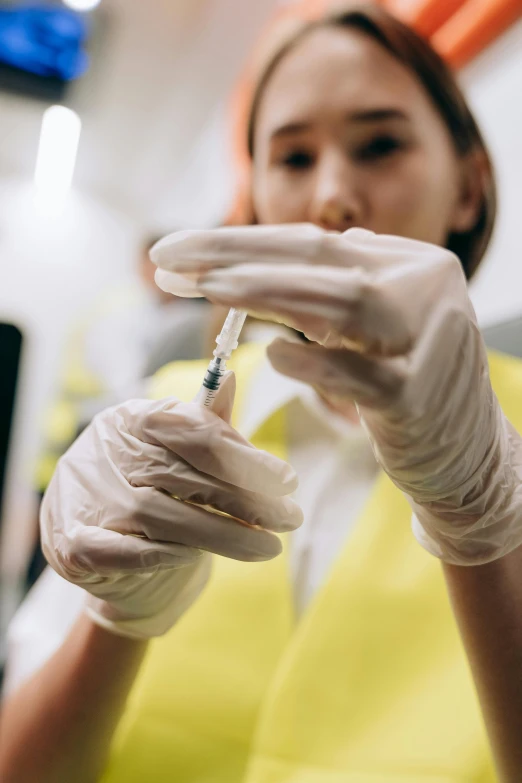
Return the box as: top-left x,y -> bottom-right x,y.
254,27 -> 430,137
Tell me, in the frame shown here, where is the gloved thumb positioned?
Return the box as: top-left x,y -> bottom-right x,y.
209,370 -> 236,423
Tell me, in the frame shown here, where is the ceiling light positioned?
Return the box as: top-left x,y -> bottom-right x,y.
62,0 -> 102,12
34,105 -> 82,214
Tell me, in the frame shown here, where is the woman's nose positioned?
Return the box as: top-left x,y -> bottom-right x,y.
309,151 -> 363,232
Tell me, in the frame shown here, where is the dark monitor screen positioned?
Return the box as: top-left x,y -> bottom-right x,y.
0,323 -> 23,528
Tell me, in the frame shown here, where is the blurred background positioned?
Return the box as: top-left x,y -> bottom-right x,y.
0,0 -> 520,658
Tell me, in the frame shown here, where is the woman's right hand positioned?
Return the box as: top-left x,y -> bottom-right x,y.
40,373 -> 302,640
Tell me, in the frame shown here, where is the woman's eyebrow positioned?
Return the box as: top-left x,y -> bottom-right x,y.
269,109 -> 410,141
270,121 -> 312,141
347,108 -> 410,124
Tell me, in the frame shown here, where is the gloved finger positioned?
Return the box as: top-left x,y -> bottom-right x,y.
267,338 -> 405,409
46,525 -> 203,578
208,369 -> 235,423
104,484 -> 284,562
154,267 -> 204,298
122,446 -> 303,533
150,224 -> 328,273
151,225 -> 445,283
198,264 -> 412,357
129,400 -> 298,496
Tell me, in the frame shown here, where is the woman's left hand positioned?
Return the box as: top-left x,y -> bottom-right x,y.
151,224 -> 522,566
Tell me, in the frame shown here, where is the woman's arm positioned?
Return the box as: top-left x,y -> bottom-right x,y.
0,613 -> 147,783
443,545 -> 522,783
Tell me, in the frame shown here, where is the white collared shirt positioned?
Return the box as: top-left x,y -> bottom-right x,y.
240,356 -> 379,616
3,357 -> 379,695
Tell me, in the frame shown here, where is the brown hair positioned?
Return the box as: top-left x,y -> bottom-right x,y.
232,3 -> 496,279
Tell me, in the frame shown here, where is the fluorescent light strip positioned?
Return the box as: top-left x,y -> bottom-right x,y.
34,105 -> 82,210
62,0 -> 101,11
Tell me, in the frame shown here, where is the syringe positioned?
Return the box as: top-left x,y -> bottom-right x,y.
194,308 -> 247,407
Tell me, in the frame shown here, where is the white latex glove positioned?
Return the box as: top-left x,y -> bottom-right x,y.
40,373 -> 302,639
151,224 -> 522,566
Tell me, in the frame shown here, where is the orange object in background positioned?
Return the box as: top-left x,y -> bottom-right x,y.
384,0 -> 468,37
433,0 -> 521,68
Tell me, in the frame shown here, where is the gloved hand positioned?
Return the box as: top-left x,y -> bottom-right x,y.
151,224 -> 522,566
40,373 -> 302,639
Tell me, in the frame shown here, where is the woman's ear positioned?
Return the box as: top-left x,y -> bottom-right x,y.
450,147 -> 491,234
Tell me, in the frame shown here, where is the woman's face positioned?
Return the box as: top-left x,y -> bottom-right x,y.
252,27 -> 475,245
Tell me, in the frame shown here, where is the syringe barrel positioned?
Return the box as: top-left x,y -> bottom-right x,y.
195,307 -> 246,408
203,356 -> 226,388
195,356 -> 227,407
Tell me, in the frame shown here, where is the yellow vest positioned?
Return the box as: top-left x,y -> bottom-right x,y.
100,344 -> 522,783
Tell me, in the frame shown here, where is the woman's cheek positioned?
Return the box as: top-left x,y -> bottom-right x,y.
365,163 -> 442,241
255,176 -> 311,225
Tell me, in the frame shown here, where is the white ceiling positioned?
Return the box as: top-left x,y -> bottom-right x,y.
0,0 -> 281,230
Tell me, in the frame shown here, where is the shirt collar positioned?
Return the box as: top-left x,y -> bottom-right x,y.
238,357 -> 306,440
238,353 -> 365,442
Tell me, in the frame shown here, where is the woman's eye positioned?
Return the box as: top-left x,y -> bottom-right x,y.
356,136 -> 403,161
280,150 -> 314,170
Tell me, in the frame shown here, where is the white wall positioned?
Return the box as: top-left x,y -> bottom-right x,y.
462,20 -> 522,326
0,182 -> 140,576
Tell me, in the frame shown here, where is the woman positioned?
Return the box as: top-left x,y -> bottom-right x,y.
2,6 -> 522,782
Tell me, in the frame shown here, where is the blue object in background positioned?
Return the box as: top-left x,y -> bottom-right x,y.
0,2 -> 89,81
